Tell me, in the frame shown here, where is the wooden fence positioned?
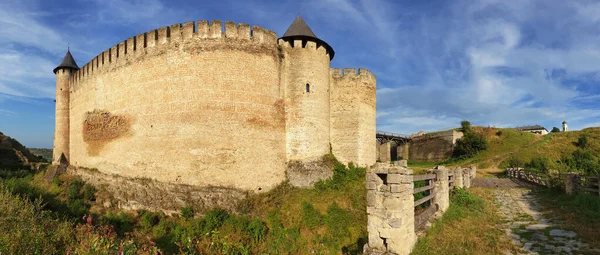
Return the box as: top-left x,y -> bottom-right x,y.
412,171 -> 461,230
506,168 -> 600,196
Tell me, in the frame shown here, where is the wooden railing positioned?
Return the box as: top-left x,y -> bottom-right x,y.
506,168 -> 600,196
413,174 -> 436,230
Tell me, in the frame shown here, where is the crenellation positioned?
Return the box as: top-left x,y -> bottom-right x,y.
238,23 -> 250,39
170,23 -> 182,41
225,21 -> 237,38
54,17 -> 375,213
182,21 -> 195,39
330,68 -> 342,77
135,33 -> 145,51
149,29 -> 159,48
293,39 -> 302,48
209,20 -> 222,38
197,20 -> 209,38
343,68 -> 357,76
157,26 -> 169,45
126,37 -> 135,54
118,41 -> 125,58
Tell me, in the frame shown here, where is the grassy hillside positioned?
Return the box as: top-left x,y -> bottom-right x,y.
410,126 -> 600,175
29,148 -> 52,162
0,132 -> 46,170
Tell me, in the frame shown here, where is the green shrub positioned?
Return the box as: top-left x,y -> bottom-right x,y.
551,127 -> 561,133
577,134 -> 588,148
104,212 -> 134,235
68,199 -> 87,217
81,184 -> 96,201
496,130 -> 503,136
140,211 -> 161,229
246,219 -> 268,243
315,160 -> 366,191
301,201 -> 323,229
204,208 -> 229,231
66,179 -> 84,201
526,155 -> 555,171
180,206 -> 194,219
451,188 -> 483,212
452,120 -> 488,160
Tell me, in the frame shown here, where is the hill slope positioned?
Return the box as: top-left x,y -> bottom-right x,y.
0,132 -> 46,169
449,127 -> 600,174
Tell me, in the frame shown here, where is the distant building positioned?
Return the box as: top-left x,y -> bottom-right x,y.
562,121 -> 568,132
514,125 -> 549,135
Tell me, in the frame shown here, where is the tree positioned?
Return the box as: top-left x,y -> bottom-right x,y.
453,120 -> 488,160
460,120 -> 472,132
551,127 -> 561,133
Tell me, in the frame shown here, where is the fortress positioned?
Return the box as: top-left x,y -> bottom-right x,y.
52,16 -> 376,211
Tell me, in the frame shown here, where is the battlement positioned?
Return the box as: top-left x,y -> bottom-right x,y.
277,38 -> 330,57
330,68 -> 375,80
69,20 -> 279,91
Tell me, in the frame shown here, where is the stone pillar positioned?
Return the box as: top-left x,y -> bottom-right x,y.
453,168 -> 464,188
463,168 -> 471,188
379,142 -> 392,163
470,166 -> 477,179
432,166 -> 449,215
365,163 -> 416,255
376,141 -> 381,162
565,173 -> 577,195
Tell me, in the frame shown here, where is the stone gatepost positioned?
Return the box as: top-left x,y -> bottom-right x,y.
470,166 -> 477,178
379,142 -> 392,163
365,163 -> 416,255
432,166 -> 449,215
454,167 -> 464,188
463,168 -> 471,188
565,173 -> 578,195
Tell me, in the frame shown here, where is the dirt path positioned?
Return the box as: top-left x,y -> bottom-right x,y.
473,178 -> 599,255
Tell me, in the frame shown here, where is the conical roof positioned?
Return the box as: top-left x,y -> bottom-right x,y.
53,49 -> 79,74
279,15 -> 335,60
283,15 -> 317,38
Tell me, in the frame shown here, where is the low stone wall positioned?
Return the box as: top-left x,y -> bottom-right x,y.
69,167 -> 247,216
365,162 -> 475,255
286,156 -> 334,188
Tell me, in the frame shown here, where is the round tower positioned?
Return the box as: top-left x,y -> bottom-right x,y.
280,15 -> 335,161
53,49 -> 79,165
562,121 -> 568,132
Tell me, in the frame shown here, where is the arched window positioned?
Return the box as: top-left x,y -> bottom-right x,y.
306,83 -> 310,93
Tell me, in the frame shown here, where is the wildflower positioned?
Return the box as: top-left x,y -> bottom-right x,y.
311,250 -> 315,254
86,215 -> 93,225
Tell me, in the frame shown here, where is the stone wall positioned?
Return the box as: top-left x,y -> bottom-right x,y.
365,163 -> 475,255
70,166 -> 247,215
408,130 -> 463,162
365,163 -> 416,255
68,21 -> 286,193
281,39 -> 331,161
330,68 -> 377,167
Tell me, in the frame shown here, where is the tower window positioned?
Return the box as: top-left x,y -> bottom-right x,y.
306,83 -> 310,93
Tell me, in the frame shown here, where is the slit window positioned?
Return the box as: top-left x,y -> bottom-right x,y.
306,83 -> 310,93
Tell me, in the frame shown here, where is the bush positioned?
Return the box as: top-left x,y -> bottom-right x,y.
139,211 -> 161,229
81,184 -> 96,201
551,127 -> 561,133
453,131 -> 487,159
451,188 -> 483,212
104,212 -> 134,235
66,179 -> 84,201
245,219 -> 268,243
577,134 -> 588,148
526,155 -> 555,171
315,160 -> 365,191
180,206 -> 194,219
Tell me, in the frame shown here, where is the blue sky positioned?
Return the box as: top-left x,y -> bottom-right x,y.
1,0 -> 600,148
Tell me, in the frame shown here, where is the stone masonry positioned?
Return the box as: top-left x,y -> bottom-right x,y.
365,163 -> 416,255
52,17 -> 377,210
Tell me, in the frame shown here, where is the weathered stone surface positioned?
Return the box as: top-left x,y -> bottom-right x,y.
286,157 -> 334,188
53,19 -> 377,212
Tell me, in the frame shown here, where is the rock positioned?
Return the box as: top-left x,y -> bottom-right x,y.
549,229 -> 577,238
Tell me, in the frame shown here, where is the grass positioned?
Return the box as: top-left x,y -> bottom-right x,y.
411,188 -> 519,255
0,155 -> 368,254
534,188 -> 600,250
